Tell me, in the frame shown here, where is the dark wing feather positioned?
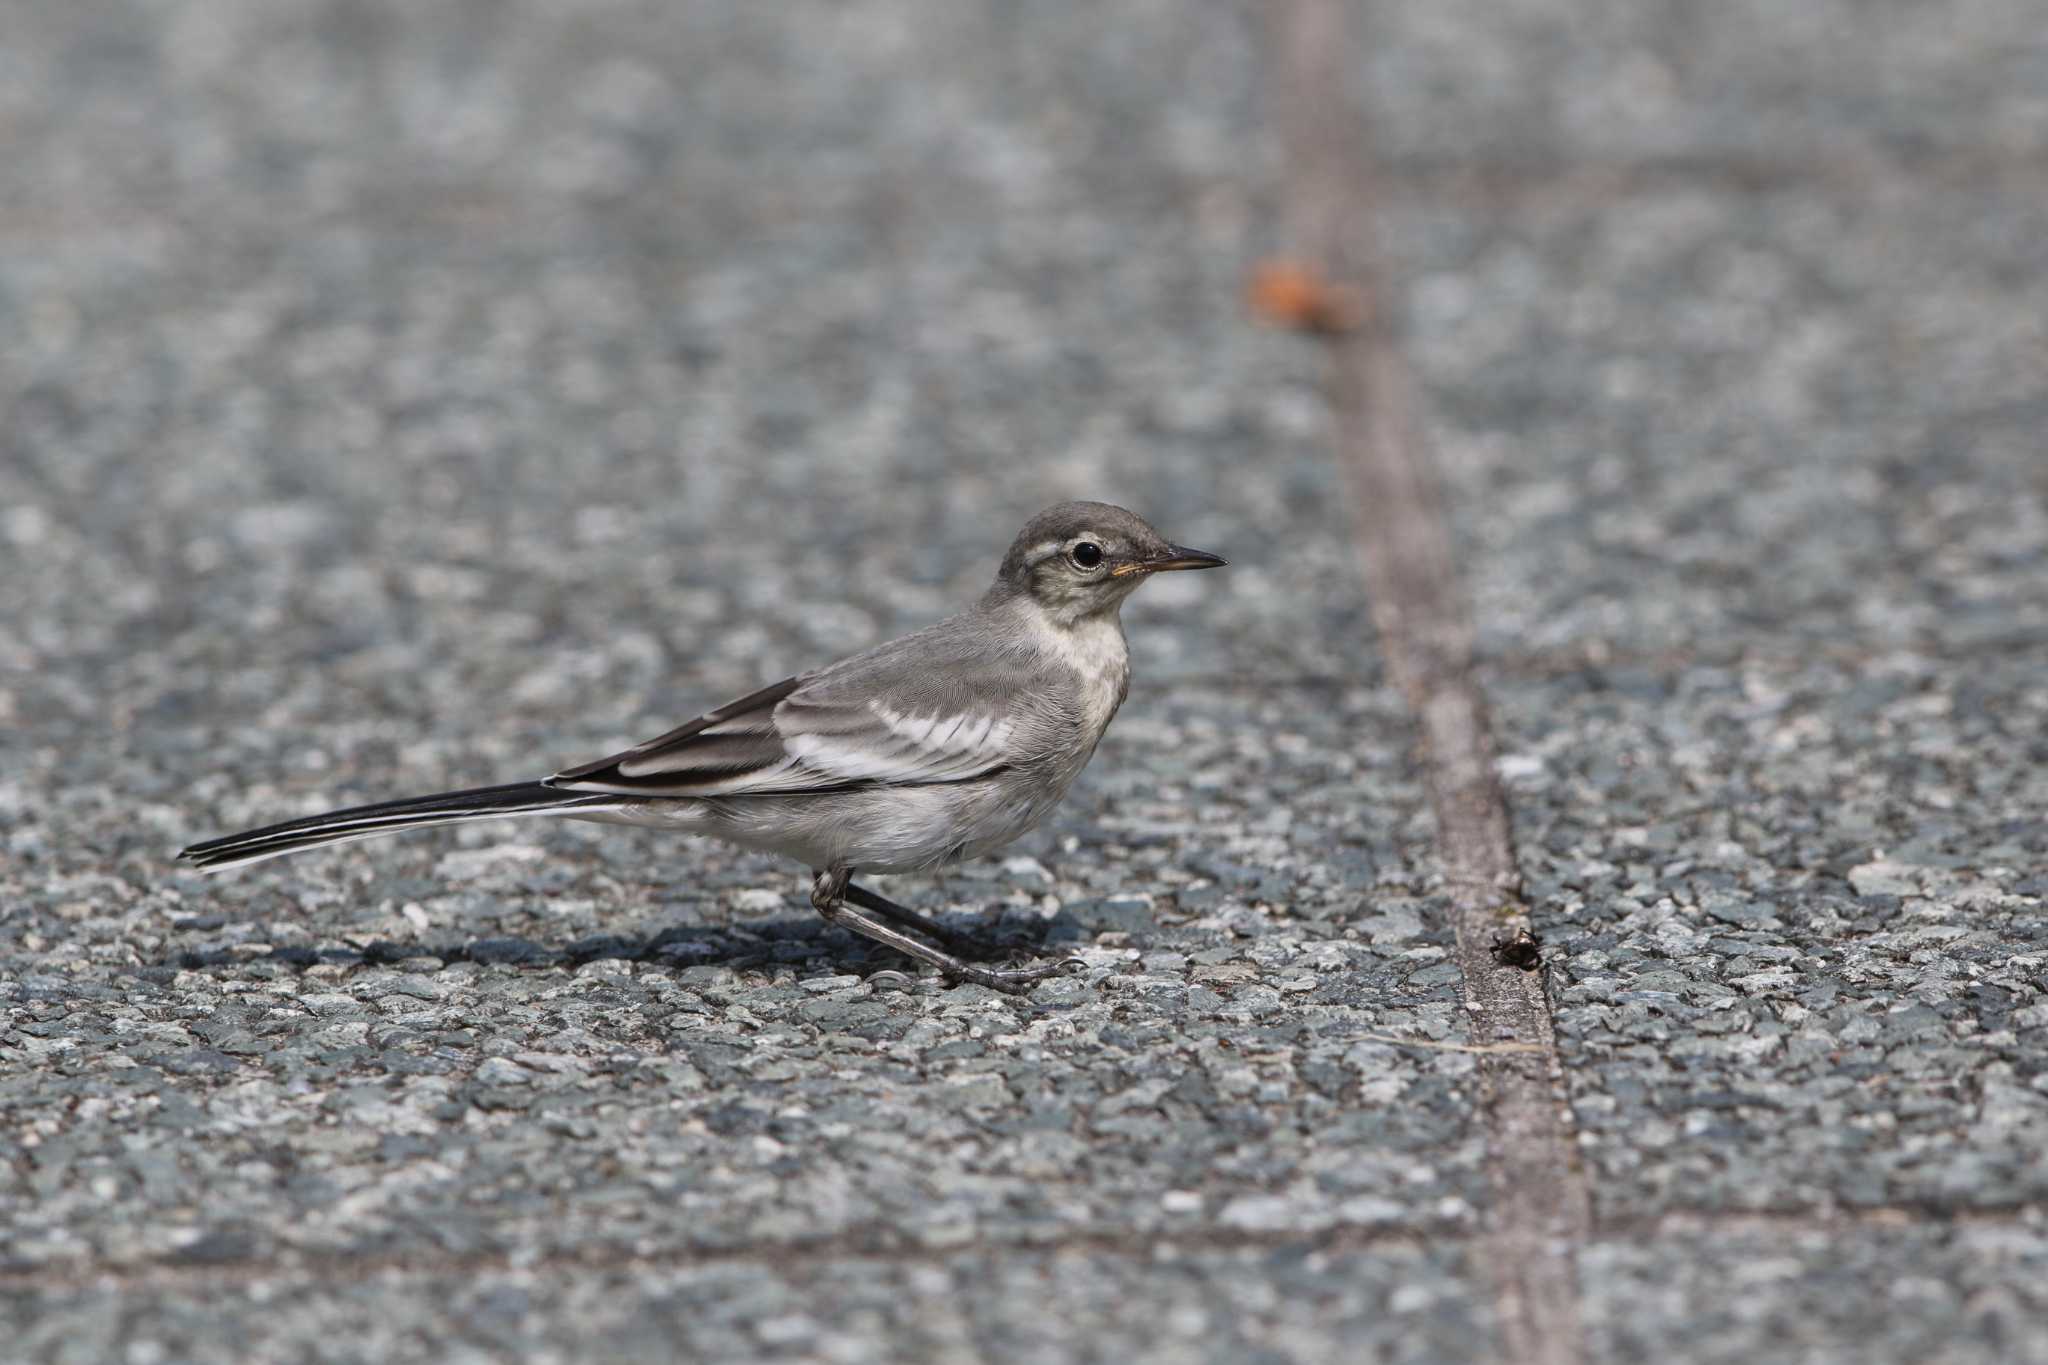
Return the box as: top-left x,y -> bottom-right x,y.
548,675 -> 803,793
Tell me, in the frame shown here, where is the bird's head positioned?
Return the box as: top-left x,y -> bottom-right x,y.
987,501 -> 1226,624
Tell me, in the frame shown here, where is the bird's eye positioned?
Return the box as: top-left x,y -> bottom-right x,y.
1070,542 -> 1104,569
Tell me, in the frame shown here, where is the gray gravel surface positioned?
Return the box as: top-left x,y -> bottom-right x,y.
5,0 -> 2045,1361
5,1 -> 1475,1360
1382,0 -> 2048,1357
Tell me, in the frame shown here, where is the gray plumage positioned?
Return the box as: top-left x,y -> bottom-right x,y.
180,501 -> 1225,990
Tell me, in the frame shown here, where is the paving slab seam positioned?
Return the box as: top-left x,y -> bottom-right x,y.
9,1201 -> 2034,1298
1,147 -> 2037,249
0,1220 -> 1459,1295
1144,620 -> 2030,688
1361,145 -> 2048,207
1477,636 -> 2032,682
1267,2 -> 1593,1363
1607,1205 -> 2048,1239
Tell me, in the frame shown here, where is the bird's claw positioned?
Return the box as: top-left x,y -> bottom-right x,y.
863,969 -> 918,992
956,954 -> 1086,995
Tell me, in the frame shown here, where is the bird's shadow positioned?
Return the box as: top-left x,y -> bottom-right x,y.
155,904 -> 1104,978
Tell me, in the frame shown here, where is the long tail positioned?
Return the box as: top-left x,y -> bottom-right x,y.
178,782 -> 620,873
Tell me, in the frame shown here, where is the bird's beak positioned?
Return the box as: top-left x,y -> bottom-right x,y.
1111,545 -> 1229,577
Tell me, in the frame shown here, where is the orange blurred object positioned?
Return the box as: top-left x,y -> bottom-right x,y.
1246,259 -> 1363,334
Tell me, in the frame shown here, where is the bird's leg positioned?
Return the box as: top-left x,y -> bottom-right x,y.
806,870 -> 1013,958
808,868 -> 1077,995
841,881 -> 1004,956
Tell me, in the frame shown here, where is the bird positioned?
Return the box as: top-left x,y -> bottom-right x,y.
179,501 -> 1226,992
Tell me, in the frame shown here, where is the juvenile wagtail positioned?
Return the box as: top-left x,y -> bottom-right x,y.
181,501 -> 1226,992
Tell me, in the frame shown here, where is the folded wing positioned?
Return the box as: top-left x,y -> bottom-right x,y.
547,671 -> 1022,798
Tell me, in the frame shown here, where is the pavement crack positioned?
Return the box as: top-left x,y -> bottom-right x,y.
1265,2 -> 1593,1361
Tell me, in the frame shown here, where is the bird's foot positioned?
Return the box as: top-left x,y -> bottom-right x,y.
864,956 -> 1079,995
942,954 -> 1086,996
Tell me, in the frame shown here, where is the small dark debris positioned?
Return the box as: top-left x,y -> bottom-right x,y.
1490,928 -> 1544,970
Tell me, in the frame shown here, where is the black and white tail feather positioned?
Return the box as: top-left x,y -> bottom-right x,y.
178,782 -> 620,873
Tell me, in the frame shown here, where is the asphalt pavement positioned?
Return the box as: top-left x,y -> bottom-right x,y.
2,1 -> 2043,1361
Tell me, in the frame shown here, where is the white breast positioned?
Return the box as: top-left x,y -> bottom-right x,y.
1024,608 -> 1131,744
